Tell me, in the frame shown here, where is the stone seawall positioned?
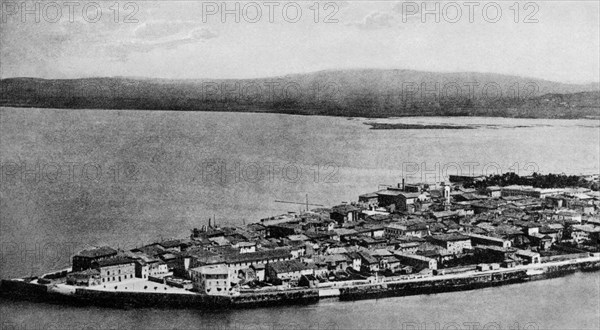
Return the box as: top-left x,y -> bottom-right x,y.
233,289 -> 319,308
72,288 -> 320,309
2,260 -> 599,309
338,270 -> 528,301
338,260 -> 600,301
73,289 -> 230,308
0,280 -> 320,309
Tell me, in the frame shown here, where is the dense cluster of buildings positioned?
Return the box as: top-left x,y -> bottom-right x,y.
64,175 -> 600,296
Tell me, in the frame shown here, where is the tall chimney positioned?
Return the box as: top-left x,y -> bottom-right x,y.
402,178 -> 405,191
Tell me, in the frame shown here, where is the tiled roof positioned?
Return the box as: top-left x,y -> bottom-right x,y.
76,246 -> 118,258
357,251 -> 377,264
268,260 -> 314,274
331,204 -> 360,213
93,256 -> 135,267
223,248 -> 292,264
70,269 -> 100,276
429,233 -> 470,242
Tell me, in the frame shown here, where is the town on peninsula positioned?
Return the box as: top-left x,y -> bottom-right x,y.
2,172 -> 599,308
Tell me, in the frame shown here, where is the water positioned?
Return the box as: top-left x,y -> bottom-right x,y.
1,107 -> 599,328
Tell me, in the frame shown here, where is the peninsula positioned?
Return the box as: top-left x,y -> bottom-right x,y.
2,172 -> 599,308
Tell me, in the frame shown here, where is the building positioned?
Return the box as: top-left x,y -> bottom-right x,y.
354,225 -> 386,239
222,249 -> 294,277
375,189 -> 404,209
398,192 -> 426,212
393,241 -> 421,254
156,240 -> 184,252
66,269 -> 101,286
133,257 -> 169,279
353,236 -> 387,249
358,193 -> 379,208
267,223 -> 301,238
384,223 -> 429,238
471,201 -> 502,214
431,210 -> 459,222
529,233 -> 553,250
346,252 -> 362,271
516,222 -> 542,236
250,264 -> 266,281
554,210 -> 582,223
473,245 -> 517,264
393,251 -> 438,270
358,251 -> 379,272
319,254 -> 349,271
515,250 -> 541,264
266,260 -> 315,283
379,256 -> 402,272
465,233 -> 512,248
428,234 -> 472,254
501,185 -> 564,199
332,228 -> 358,241
189,264 -> 233,295
92,256 -> 136,284
72,246 -> 118,272
486,186 -> 502,198
403,183 -> 423,193
570,225 -> 600,244
330,204 -> 360,226
236,242 -> 257,254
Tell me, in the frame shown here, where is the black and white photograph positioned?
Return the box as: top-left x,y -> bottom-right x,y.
1,1 -> 599,329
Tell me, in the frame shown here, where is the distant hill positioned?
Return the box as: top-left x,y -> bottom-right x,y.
1,69 -> 598,118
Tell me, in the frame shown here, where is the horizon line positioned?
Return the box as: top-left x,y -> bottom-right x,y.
2,68 -> 600,86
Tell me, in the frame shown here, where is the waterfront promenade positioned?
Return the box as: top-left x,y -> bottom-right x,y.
3,253 -> 598,307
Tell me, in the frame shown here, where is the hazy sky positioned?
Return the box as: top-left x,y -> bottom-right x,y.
1,1 -> 599,83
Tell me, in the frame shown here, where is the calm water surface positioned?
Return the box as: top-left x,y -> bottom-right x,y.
0,272 -> 598,330
1,108 -> 599,329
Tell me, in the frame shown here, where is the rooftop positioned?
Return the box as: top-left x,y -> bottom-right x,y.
269,260 -> 314,274
190,264 -> 228,275
429,233 -> 471,242
359,193 -> 379,198
93,256 -> 135,267
76,246 -> 118,259
222,248 -> 292,264
331,204 -> 360,213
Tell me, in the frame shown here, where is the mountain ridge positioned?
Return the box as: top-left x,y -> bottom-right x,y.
1,69 -> 599,119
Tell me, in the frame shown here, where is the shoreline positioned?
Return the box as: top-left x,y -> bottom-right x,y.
2,105 -> 599,121
2,255 -> 598,309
